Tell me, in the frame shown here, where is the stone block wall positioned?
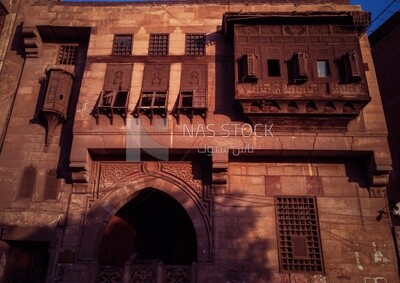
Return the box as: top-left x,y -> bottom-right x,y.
0,1 -> 396,282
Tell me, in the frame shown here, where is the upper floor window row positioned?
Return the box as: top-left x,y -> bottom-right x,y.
112,34 -> 206,56
239,51 -> 362,85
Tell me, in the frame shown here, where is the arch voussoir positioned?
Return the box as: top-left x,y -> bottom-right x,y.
79,174 -> 212,262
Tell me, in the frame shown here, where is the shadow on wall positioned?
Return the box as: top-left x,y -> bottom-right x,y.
202,201 -> 272,282
95,187 -> 272,282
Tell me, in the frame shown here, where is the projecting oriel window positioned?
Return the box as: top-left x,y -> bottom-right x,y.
275,196 -> 324,273
317,60 -> 329,77
185,34 -> 205,55
57,44 -> 79,65
149,34 -> 169,55
112,35 -> 132,55
267,59 -> 281,77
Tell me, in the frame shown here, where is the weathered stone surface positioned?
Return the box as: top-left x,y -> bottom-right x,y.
0,1 -> 396,282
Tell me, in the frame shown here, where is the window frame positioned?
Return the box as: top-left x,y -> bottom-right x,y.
275,196 -> 324,273
112,34 -> 132,56
316,60 -> 330,78
267,59 -> 281,77
149,34 -> 169,56
185,33 -> 206,56
57,44 -> 79,65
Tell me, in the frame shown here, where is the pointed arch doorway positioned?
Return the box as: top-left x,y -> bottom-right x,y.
97,188 -> 198,282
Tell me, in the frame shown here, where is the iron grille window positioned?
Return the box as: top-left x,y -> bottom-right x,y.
44,169 -> 60,200
112,35 -> 132,55
185,34 -> 205,55
275,196 -> 324,273
57,44 -> 79,65
18,165 -> 37,199
149,34 -> 169,55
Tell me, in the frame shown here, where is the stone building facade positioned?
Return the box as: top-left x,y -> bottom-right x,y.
0,0 -> 397,282
370,11 -> 400,210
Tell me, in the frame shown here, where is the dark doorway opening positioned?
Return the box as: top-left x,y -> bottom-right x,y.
98,188 -> 197,266
3,241 -> 49,283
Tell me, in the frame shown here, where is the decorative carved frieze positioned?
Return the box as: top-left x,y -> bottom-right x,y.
100,163 -> 141,187
161,163 -> 203,195
98,162 -> 203,195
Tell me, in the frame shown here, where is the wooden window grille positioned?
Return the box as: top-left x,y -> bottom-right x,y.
96,64 -> 132,125
177,64 -> 208,124
135,64 -> 170,123
149,34 -> 169,55
18,165 -> 37,199
291,52 -> 309,84
275,196 -> 324,273
44,169 -> 59,200
112,35 -> 132,55
240,53 -> 258,83
341,51 -> 362,83
57,44 -> 79,65
185,34 -> 205,55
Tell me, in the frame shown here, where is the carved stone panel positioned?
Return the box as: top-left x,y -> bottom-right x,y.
99,163 -> 141,188
98,162 -> 203,195
180,64 -> 207,90
142,64 -> 170,92
161,163 -> 203,195
104,64 -> 132,91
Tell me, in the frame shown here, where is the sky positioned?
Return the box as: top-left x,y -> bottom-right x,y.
350,0 -> 400,33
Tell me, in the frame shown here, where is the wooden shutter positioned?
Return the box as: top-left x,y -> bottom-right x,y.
292,52 -> 309,83
241,54 -> 258,82
342,52 -> 362,83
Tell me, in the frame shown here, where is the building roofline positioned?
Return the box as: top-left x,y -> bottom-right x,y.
59,0 -> 350,5
369,11 -> 400,47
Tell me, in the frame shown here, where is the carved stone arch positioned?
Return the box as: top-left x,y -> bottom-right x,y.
79,174 -> 212,263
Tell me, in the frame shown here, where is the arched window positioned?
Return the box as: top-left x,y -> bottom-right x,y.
18,165 -> 37,199
44,169 -> 59,200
